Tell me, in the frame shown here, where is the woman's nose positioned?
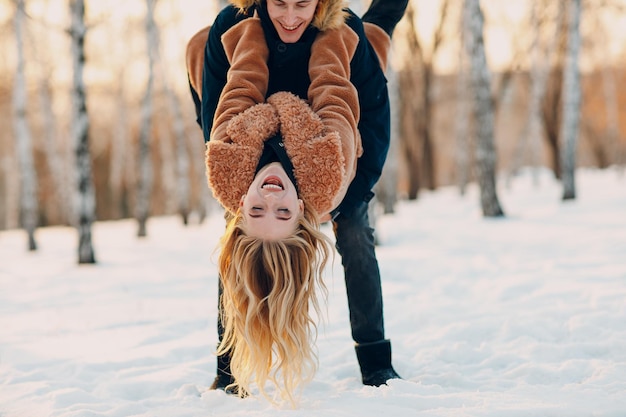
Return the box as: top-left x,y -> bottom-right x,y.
263,192 -> 279,201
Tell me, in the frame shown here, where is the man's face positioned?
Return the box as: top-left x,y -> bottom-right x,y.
266,0 -> 319,43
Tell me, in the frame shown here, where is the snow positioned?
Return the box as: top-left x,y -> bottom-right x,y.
1,167 -> 625,416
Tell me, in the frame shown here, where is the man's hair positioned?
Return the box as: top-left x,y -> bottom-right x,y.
229,0 -> 348,32
216,201 -> 333,405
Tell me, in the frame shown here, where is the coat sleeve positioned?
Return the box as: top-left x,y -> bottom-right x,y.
199,8 -> 232,142
199,11 -> 276,213
186,26 -> 209,97
306,23 -> 362,214
337,15 -> 391,218
205,103 -> 280,214
209,17 -> 270,144
199,7 -> 264,144
363,22 -> 391,71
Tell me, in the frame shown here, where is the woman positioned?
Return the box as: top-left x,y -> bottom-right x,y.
207,90 -> 351,405
186,0 -> 407,405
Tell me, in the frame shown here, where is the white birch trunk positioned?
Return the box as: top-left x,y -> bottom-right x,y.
136,0 -> 158,237
526,0 -> 563,186
13,0 -> 39,250
559,0 -> 582,200
70,0 -> 96,263
463,0 -> 504,217
455,7 -> 470,196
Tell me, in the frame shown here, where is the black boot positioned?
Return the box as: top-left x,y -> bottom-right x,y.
209,352 -> 247,396
209,373 -> 235,391
210,280 -> 245,395
209,353 -> 235,392
355,339 -> 401,386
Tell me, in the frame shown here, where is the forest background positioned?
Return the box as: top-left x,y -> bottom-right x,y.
1,0 -> 625,254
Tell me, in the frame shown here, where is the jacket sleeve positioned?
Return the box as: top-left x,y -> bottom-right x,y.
199,7 -> 266,143
206,103 -> 280,214
209,17 -> 269,144
307,23 -> 362,214
186,26 -> 209,99
337,15 -> 391,218
201,11 -> 275,213
185,25 -> 210,128
200,9 -> 231,142
363,22 -> 391,71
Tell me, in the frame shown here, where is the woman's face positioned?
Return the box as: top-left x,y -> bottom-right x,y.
266,0 -> 319,44
240,162 -> 304,240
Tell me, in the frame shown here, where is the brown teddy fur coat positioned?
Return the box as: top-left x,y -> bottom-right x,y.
207,92 -> 346,216
186,1 -> 391,216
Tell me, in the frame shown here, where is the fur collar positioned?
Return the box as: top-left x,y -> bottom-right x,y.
229,0 -> 348,31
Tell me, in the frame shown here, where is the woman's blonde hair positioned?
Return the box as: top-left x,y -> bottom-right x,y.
217,202 -> 333,405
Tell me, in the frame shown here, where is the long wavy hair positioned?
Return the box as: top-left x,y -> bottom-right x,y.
217,202 -> 333,405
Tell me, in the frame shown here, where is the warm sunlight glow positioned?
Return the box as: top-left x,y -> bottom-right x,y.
395,0 -> 626,74
16,0 -> 217,97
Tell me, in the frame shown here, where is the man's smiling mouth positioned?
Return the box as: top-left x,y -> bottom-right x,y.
281,22 -> 301,31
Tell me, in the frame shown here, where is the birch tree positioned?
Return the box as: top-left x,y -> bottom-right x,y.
559,0 -> 582,200
462,0 -> 504,217
526,1 -> 560,184
13,0 -> 38,251
135,0 -> 158,237
398,0 -> 450,199
542,5 -> 568,180
508,0 -> 562,186
455,7 -> 470,196
70,0 -> 96,263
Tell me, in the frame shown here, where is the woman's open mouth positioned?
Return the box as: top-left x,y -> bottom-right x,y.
262,176 -> 284,191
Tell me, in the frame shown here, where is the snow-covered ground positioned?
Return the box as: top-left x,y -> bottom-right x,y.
1,168 -> 625,416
